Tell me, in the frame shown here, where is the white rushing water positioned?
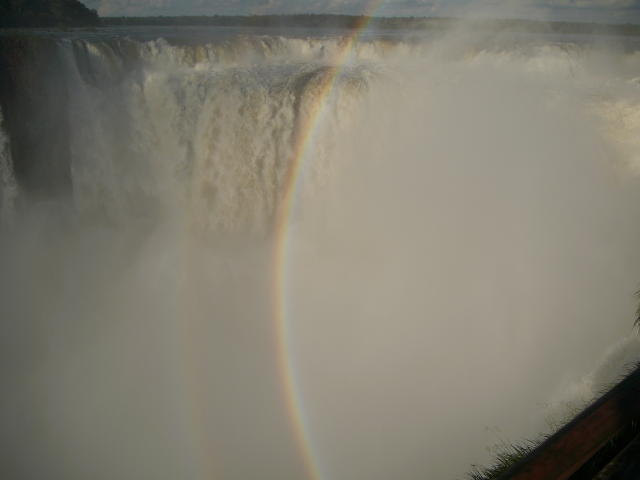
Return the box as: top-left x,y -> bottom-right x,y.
2,29 -> 640,480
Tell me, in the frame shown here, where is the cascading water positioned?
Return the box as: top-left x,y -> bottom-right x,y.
2,29 -> 640,480
52,36 -> 375,231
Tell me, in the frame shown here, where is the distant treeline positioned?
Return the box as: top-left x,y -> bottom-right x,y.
0,0 -> 99,28
101,14 -> 640,36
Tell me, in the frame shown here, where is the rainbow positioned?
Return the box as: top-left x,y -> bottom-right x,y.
273,3 -> 387,480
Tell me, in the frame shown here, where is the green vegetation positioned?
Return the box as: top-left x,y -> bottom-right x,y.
100,14 -> 640,36
467,436 -> 544,480
0,0 -> 99,28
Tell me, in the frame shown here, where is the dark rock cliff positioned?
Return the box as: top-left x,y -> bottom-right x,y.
0,35 -> 71,198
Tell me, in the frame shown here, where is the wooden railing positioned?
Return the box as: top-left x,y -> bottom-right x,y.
497,364 -> 640,480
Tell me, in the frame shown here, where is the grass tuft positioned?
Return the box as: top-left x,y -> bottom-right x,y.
463,361 -> 640,480
465,437 -> 544,480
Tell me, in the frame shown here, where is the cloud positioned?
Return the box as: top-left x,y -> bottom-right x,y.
379,0 -> 442,15
437,0 -> 640,22
500,0 -> 640,21
534,0 -> 639,9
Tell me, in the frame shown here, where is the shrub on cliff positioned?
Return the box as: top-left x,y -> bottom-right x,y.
0,0 -> 99,28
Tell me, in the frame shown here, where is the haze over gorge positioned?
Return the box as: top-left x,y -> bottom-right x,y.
2,26 -> 640,480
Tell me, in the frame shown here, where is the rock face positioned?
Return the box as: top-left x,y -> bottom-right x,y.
0,36 -> 71,198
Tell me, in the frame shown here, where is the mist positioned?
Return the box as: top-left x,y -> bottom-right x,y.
1,30 -> 640,480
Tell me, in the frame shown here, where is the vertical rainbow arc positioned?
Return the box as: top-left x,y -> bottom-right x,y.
273,4 -> 386,480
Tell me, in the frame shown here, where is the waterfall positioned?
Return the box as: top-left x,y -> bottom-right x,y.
1,30 -> 640,480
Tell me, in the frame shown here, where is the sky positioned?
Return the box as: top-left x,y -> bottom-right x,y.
84,0 -> 640,24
